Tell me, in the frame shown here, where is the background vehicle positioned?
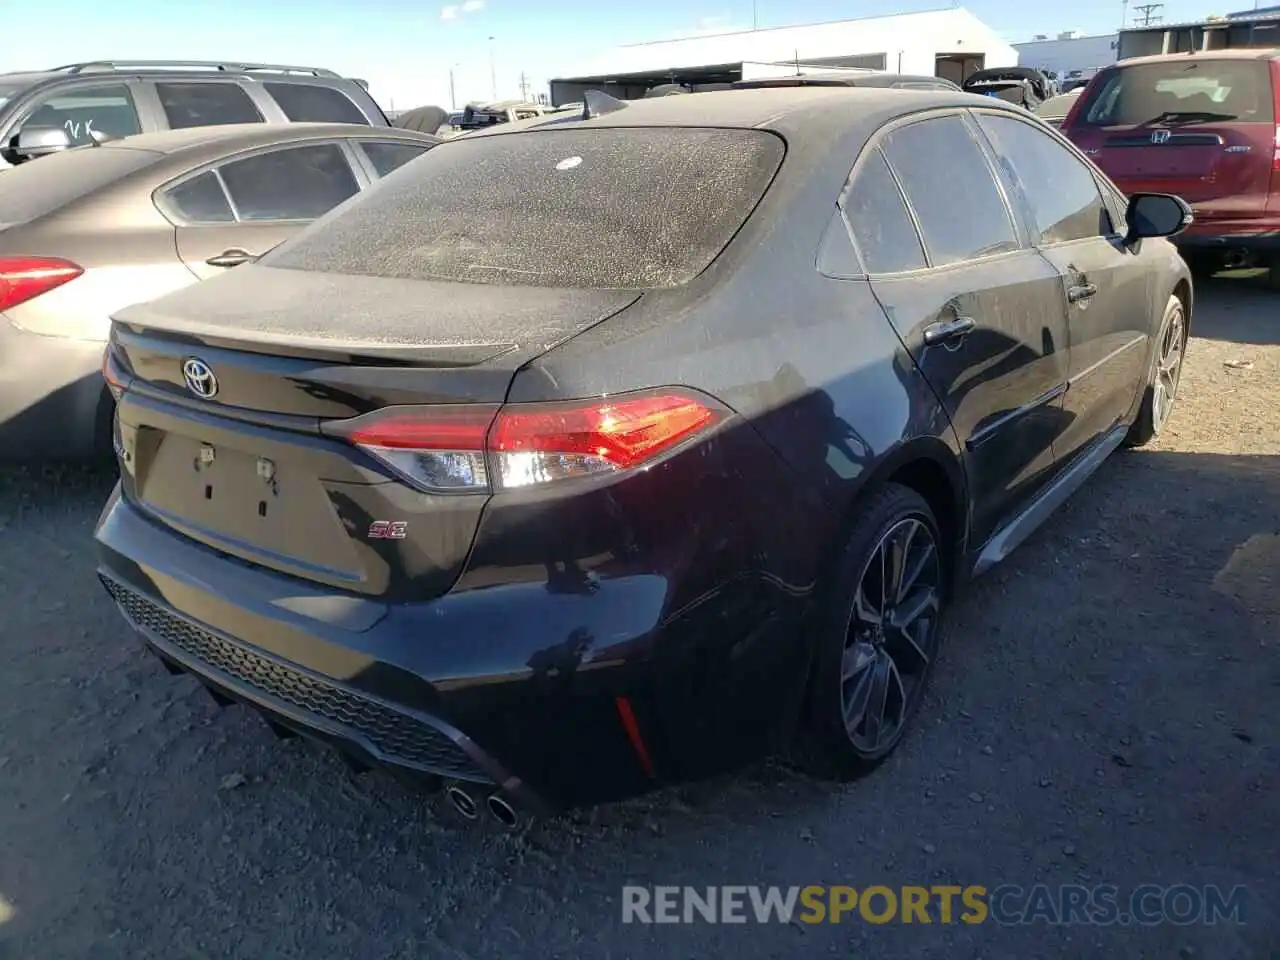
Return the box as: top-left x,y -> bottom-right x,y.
639,73 -> 963,97
456,99 -> 550,130
0,122 -> 439,461
96,87 -> 1191,815
733,72 -> 962,92
393,104 -> 450,135
1061,49 -> 1280,288
1035,88 -> 1083,128
0,60 -> 388,169
962,66 -> 1053,110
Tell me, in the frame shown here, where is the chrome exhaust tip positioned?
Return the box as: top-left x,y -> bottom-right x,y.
445,784 -> 479,820
486,793 -> 519,828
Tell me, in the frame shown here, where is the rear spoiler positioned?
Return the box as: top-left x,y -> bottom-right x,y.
351,78 -> 370,90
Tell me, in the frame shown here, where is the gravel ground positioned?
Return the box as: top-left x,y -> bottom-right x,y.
1,275 -> 1277,960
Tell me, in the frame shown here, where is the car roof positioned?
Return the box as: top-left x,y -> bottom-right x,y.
86,122 -> 437,159
464,86 -> 1021,139
1108,48 -> 1280,68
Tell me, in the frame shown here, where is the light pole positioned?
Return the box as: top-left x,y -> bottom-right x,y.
449,63 -> 458,110
752,1 -> 758,29
488,36 -> 497,100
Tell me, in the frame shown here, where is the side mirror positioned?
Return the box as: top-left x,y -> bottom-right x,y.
1123,193 -> 1193,245
13,126 -> 73,160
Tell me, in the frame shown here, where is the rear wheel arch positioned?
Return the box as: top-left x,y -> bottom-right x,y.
1172,277 -> 1192,334
828,438 -> 969,586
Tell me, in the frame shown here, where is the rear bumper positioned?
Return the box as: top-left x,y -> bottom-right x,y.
94,482 -> 811,809
0,317 -> 111,460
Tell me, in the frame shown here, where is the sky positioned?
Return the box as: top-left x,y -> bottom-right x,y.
1,0 -> 1246,111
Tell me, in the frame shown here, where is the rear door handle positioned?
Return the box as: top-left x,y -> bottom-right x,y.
923,316 -> 976,346
205,249 -> 256,268
1067,282 -> 1098,304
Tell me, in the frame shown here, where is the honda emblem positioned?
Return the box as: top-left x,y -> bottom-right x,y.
1151,129 -> 1171,145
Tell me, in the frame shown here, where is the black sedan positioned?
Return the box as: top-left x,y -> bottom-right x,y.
95,86 -> 1193,818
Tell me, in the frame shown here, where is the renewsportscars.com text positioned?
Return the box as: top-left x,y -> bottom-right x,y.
621,884 -> 1248,926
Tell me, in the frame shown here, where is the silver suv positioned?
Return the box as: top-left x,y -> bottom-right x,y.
0,60 -> 388,169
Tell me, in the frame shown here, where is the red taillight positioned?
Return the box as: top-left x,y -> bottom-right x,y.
0,257 -> 83,313
324,388 -> 727,493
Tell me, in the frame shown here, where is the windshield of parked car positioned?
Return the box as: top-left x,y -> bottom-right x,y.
264,126 -> 786,289
1079,60 -> 1275,125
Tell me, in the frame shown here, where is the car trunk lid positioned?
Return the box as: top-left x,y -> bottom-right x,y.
108,265 -> 640,601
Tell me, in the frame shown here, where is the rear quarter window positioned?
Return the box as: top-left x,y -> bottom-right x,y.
1080,60 -> 1275,125
263,83 -> 367,124
264,127 -> 786,289
0,146 -> 159,227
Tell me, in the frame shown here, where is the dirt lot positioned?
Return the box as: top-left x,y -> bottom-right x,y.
1,275 -> 1277,960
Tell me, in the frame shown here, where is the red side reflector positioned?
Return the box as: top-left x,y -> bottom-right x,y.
614,696 -> 657,780
0,257 -> 83,313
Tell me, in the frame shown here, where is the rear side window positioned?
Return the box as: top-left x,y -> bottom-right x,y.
218,143 -> 359,221
881,115 -> 1019,266
265,127 -> 786,289
1080,60 -> 1275,125
358,140 -> 432,177
163,171 -> 235,223
156,82 -> 264,129
843,148 -> 926,273
263,83 -> 367,124
0,146 -> 158,227
975,114 -> 1108,245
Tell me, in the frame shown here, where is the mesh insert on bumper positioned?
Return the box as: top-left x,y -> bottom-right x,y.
100,575 -> 490,782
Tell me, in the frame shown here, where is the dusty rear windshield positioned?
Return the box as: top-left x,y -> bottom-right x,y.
264,126 -> 786,289
1078,59 -> 1275,125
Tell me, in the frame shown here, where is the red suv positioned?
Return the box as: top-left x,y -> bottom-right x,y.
1061,49 -> 1280,288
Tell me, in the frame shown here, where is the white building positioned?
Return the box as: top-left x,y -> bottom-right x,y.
549,7 -> 1018,105
1012,31 -> 1118,80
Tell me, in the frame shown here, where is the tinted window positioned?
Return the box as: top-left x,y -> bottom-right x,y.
359,140 -> 431,177
0,146 -> 158,228
1080,60 -> 1275,125
20,85 -> 141,146
843,148 -> 926,273
219,143 -> 358,221
881,116 -> 1018,266
976,114 -> 1107,245
163,171 -> 234,223
265,127 -> 786,289
156,82 -> 264,129
263,83 -> 367,124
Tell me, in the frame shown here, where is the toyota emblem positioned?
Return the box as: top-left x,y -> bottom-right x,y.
1151,129 -> 1171,145
182,357 -> 218,399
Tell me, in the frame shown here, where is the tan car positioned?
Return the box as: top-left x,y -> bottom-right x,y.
0,122 -> 440,460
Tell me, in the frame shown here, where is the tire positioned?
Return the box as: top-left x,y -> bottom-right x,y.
1264,255 -> 1280,293
1125,293 -> 1187,449
796,483 -> 947,779
1179,249 -> 1218,280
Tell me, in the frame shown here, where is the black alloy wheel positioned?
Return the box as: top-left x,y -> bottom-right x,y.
800,483 -> 947,776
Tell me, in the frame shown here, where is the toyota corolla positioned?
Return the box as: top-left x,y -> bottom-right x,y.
96,86 -> 1193,817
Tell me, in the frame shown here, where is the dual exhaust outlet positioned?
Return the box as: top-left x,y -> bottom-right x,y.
445,782 -> 520,828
